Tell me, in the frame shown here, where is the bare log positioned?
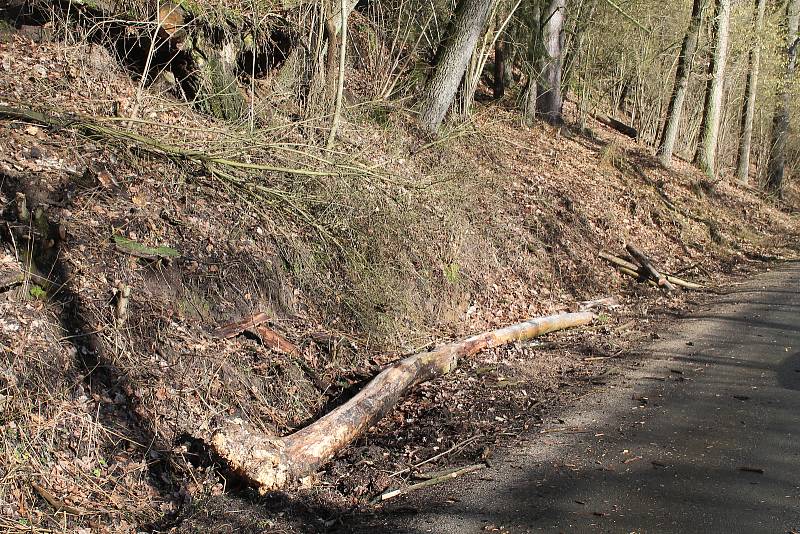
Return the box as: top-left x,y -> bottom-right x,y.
625,244 -> 675,292
210,312 -> 594,492
599,251 -> 642,271
599,251 -> 703,290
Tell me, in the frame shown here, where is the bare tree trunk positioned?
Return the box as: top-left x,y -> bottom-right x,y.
523,3 -> 543,122
657,0 -> 704,168
326,0 -> 348,148
767,0 -> 800,194
524,0 -> 567,124
736,0 -> 767,184
418,0 -> 496,134
493,38 -> 506,98
694,0 -> 731,179
538,0 -> 566,123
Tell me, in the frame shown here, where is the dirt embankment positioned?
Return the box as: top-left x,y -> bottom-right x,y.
0,25 -> 799,533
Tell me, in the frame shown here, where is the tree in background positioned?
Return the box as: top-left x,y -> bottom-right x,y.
736,0 -> 767,184
767,0 -> 800,194
523,0 -> 567,124
694,0 -> 731,179
657,0 -> 705,168
46,0 -> 797,193
494,34 -> 507,98
418,0 -> 496,134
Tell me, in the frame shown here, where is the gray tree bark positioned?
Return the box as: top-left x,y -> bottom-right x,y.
537,0 -> 566,122
736,0 -> 767,184
694,0 -> 731,179
657,0 -> 704,168
418,0 -> 496,134
767,0 -> 800,194
524,0 -> 567,124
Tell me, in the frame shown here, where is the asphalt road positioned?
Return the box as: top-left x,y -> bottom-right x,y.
368,264 -> 800,533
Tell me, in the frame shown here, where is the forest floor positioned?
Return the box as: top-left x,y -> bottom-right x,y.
1,26 -> 799,533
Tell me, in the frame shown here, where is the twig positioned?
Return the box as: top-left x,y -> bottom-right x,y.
388,435 -> 480,478
0,104 -> 345,251
374,464 -> 485,503
31,481 -> 85,516
599,252 -> 704,289
599,0 -> 651,33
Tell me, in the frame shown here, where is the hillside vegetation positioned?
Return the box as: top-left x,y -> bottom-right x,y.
0,1 -> 799,532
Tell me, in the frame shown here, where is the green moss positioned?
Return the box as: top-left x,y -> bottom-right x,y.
176,289 -> 212,320
29,285 -> 46,300
190,38 -> 245,121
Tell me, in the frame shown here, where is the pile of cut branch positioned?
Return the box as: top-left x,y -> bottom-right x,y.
600,244 -> 703,291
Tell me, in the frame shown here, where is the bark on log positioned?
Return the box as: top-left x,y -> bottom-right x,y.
624,245 -> 676,292
210,311 -> 594,492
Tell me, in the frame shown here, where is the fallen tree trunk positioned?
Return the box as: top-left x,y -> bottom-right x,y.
591,113 -> 638,139
210,311 -> 594,492
625,244 -> 676,292
599,252 -> 702,290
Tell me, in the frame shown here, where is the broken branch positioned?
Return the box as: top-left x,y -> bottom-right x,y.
625,244 -> 675,292
375,463 -> 486,503
599,251 -> 703,289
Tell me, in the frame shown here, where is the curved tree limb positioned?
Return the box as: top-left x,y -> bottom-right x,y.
210,311 -> 595,492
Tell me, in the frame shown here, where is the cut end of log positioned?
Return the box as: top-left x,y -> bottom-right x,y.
211,418 -> 290,493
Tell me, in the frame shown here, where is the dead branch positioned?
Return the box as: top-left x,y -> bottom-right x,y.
213,312 -> 271,339
625,245 -> 676,292
591,113 -> 638,139
209,312 -> 594,492
599,252 -> 703,289
375,463 -> 486,502
255,324 -> 299,356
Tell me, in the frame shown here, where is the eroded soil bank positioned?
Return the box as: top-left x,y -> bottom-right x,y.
0,20 -> 799,533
